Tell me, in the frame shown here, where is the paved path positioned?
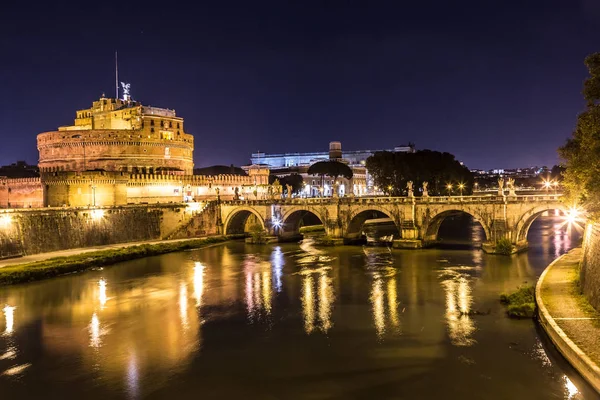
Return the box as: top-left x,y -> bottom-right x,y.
0,237 -> 206,268
537,247 -> 600,393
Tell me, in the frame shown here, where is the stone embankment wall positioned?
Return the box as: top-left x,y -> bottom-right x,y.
0,204 -> 197,258
167,202 -> 220,239
581,222 -> 600,311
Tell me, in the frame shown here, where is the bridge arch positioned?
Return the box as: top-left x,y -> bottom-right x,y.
280,208 -> 326,239
423,209 -> 490,244
223,207 -> 265,235
346,208 -> 400,240
514,204 -> 569,243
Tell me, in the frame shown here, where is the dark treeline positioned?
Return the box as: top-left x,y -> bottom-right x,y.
366,150 -> 473,196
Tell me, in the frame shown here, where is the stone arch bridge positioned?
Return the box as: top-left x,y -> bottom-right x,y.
218,194 -> 566,253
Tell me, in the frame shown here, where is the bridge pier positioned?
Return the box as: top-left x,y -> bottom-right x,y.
393,221 -> 423,249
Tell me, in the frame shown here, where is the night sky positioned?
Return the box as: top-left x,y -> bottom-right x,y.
1,1 -> 600,170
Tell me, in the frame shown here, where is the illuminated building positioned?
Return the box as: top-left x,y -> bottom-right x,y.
38,95 -> 194,175
1,94 -> 271,208
246,141 -> 415,196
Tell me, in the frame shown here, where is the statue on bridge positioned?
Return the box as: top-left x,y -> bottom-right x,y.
507,178 -> 516,197
498,177 -> 504,196
286,184 -> 292,199
271,179 -> 282,200
233,187 -> 240,200
422,181 -> 429,197
407,181 -> 414,197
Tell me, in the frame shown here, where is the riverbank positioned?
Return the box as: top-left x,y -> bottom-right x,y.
536,247 -> 600,393
0,235 -> 239,286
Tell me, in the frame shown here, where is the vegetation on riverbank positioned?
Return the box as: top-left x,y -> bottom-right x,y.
0,236 -> 238,286
500,285 -> 535,318
299,224 -> 325,234
494,238 -> 514,255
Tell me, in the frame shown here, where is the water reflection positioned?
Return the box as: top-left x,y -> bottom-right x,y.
193,262 -> 204,307
244,255 -> 273,320
179,283 -> 189,329
89,313 -> 101,348
441,272 -> 476,346
3,305 -> 15,335
370,273 -> 400,338
301,270 -> 334,334
271,246 -> 284,292
127,352 -> 139,399
98,279 -> 107,309
564,375 -> 579,399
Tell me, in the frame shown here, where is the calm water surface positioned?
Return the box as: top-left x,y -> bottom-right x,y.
0,216 -> 597,399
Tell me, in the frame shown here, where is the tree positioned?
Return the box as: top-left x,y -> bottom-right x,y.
365,150 -> 473,196
280,174 -> 304,195
559,53 -> 600,217
307,161 -> 353,195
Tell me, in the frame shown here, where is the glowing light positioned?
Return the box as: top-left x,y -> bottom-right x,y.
90,209 -> 105,220
3,305 -> 15,335
98,279 -> 107,308
0,215 -> 11,229
193,262 -> 205,307
272,218 -> 282,228
564,375 -> 579,399
187,202 -> 202,212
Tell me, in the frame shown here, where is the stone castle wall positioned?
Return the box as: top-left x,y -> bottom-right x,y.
0,204 -> 191,258
0,178 -> 44,208
37,130 -> 194,174
581,222 -> 600,311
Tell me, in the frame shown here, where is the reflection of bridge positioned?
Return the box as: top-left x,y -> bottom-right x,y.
219,194 -> 566,253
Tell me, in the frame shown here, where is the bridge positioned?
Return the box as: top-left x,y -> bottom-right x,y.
217,194 -> 567,253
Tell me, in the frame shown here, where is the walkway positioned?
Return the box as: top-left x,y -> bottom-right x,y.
537,247 -> 600,393
0,237 -> 207,269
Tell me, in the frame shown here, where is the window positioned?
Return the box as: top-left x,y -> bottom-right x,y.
150,120 -> 154,126
151,128 -> 154,133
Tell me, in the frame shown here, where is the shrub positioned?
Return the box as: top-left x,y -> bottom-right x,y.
499,285 -> 535,318
247,223 -> 267,243
495,238 -> 514,255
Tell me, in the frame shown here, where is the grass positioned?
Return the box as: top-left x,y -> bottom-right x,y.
299,224 -> 325,234
500,285 -> 536,318
0,235 -> 239,286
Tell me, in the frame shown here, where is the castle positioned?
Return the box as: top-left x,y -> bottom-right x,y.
0,95 -> 269,208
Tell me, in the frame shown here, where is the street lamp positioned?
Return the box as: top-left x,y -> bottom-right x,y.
446,183 -> 453,196
543,180 -> 552,193
553,180 -> 559,194
388,185 -> 393,197
458,183 -> 465,197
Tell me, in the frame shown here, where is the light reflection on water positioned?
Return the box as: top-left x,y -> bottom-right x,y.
0,216 -> 594,399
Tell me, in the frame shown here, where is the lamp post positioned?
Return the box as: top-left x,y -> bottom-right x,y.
553,181 -> 558,195
90,179 -> 96,207
446,183 -> 453,197
458,183 -> 465,198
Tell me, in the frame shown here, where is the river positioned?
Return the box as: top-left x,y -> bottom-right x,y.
0,215 -> 597,399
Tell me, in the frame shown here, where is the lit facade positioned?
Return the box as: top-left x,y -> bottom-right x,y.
38,95 -> 194,175
246,142 -> 415,196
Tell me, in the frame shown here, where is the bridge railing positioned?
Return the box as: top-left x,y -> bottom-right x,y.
219,194 -> 563,206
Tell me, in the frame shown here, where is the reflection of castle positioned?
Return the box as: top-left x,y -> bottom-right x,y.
0,96 -> 270,208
